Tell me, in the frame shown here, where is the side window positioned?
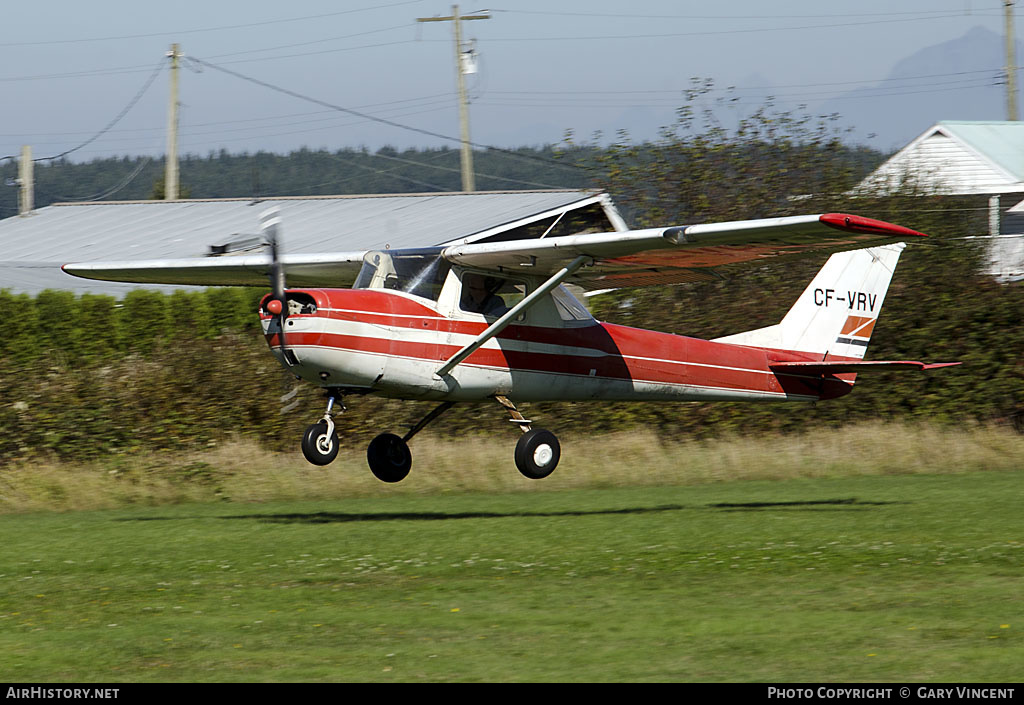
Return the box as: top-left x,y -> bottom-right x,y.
460,273 -> 526,317
551,285 -> 593,322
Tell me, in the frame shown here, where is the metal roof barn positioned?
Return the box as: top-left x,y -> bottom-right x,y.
0,190 -> 625,295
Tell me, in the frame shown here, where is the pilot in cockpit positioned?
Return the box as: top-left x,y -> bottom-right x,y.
461,273 -> 509,316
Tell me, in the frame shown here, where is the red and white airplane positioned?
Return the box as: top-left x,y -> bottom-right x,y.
64,209 -> 958,483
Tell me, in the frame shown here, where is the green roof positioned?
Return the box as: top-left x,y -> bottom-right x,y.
938,121 -> 1024,181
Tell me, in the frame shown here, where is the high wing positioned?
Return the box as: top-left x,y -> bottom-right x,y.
63,251 -> 365,288
63,212 -> 926,290
441,213 -> 928,290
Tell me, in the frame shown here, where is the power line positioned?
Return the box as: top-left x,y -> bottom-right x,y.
186,55 -> 584,174
493,8 -> 999,20
0,31 -> 424,83
0,94 -> 456,141
321,151 -> 454,192
4,18 -> 1010,83
465,12 -> 1007,42
203,24 -> 412,60
8,104 -> 457,157
271,148 -> 460,195
32,58 -> 165,162
365,149 -> 568,189
485,67 -> 1013,95
476,76 -> 1001,108
0,1 -> 424,48
0,39 -> 415,83
0,63 -> 163,83
175,105 -> 457,152
0,4 -> 1002,51
4,63 -> 1009,143
51,158 -> 155,202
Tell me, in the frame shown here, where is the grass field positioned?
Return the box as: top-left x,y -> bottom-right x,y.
2,423 -> 1022,513
1,465 -> 1022,682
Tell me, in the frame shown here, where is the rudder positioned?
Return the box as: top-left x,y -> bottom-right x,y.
713,243 -> 905,358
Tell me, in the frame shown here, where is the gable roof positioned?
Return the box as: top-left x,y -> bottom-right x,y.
0,190 -> 625,295
855,121 -> 1024,196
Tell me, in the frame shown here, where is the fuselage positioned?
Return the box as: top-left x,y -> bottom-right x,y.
260,288 -> 856,404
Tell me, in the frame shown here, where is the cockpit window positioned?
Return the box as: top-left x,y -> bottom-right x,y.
353,250 -> 451,302
460,272 -> 526,317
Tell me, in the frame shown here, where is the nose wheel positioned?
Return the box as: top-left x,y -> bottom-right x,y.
301,421 -> 339,465
301,393 -> 342,466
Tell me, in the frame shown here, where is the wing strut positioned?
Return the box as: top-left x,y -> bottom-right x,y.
435,255 -> 591,378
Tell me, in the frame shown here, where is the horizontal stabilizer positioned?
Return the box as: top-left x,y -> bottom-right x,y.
770,361 -> 961,375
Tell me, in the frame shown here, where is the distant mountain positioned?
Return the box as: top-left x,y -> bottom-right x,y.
818,26 -> 1022,151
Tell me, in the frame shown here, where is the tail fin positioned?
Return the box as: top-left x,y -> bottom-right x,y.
713,243 -> 905,358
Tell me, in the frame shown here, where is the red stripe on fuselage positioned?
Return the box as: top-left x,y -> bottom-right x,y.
264,305 -> 856,399
262,288 -> 857,399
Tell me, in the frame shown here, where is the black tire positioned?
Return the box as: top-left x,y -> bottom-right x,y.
301,422 -> 339,466
367,433 -> 412,483
514,429 -> 560,479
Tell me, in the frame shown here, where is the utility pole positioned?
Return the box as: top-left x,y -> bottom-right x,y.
18,145 -> 33,216
1007,1 -> 1018,121
165,43 -> 181,200
417,5 -> 490,192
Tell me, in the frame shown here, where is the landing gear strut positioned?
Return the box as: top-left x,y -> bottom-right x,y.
496,395 -> 560,480
301,394 -> 342,466
300,394 -> 560,482
366,401 -> 456,483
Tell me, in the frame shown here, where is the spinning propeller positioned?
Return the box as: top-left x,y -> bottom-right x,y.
261,207 -> 291,363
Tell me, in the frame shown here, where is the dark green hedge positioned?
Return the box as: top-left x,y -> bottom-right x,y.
0,287 -> 265,367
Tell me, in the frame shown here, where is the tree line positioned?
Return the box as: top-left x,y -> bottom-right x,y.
0,145 -> 593,218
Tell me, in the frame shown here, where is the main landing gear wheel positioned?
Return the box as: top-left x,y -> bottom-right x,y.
514,429 -> 560,479
367,433 -> 412,483
301,421 -> 339,466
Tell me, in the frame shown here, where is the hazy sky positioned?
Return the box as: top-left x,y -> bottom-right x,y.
0,1 -> 1017,161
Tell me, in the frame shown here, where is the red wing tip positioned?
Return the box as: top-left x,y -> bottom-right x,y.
819,213 -> 929,239
920,362 -> 962,370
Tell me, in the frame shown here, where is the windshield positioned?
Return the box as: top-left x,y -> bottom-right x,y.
353,250 -> 451,302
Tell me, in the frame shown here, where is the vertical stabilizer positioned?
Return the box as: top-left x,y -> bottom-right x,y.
713,243 -> 905,358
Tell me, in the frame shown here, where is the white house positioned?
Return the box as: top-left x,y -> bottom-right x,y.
856,121 -> 1024,199
854,121 -> 1024,282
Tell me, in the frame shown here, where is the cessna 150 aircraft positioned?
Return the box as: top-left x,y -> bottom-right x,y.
64,208 -> 958,483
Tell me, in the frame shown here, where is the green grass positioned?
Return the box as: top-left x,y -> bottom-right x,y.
1,471 -> 1022,682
